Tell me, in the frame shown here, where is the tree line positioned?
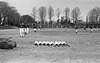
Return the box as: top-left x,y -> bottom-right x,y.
30,6 -> 81,28
0,1 -> 100,28
0,1 -> 20,26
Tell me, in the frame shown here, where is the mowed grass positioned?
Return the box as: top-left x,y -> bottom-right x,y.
0,28 -> 100,63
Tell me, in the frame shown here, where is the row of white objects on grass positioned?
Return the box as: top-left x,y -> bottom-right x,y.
34,41 -> 70,47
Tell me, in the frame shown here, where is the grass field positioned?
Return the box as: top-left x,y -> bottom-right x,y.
0,28 -> 100,63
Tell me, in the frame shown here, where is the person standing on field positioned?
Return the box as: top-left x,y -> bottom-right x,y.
65,27 -> 67,31
90,26 -> 93,33
33,24 -> 37,32
26,24 -> 29,34
84,26 -> 87,32
19,23 -> 25,37
75,26 -> 78,34
24,24 -> 27,35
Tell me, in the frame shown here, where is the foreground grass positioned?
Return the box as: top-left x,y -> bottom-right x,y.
0,28 -> 100,63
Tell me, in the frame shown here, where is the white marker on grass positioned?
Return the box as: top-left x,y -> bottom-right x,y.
50,41 -> 54,45
34,41 -> 39,46
38,41 -> 42,45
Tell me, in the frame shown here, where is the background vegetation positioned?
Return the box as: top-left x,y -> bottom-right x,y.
0,1 -> 100,28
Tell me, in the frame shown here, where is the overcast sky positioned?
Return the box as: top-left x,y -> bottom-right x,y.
1,0 -> 100,21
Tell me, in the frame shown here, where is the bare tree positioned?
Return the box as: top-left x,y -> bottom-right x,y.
48,6 -> 54,27
56,8 -> 61,20
38,6 -> 46,27
31,7 -> 37,21
64,7 -> 70,21
87,10 -> 94,23
48,6 -> 54,21
56,8 -> 61,27
88,7 -> 100,23
63,7 -> 70,26
71,7 -> 81,24
86,16 -> 89,23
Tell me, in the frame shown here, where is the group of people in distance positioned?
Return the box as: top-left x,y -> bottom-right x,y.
75,26 -> 93,33
19,23 -> 29,37
19,23 -> 94,37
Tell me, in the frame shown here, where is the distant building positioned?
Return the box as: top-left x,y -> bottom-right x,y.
77,20 -> 84,24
